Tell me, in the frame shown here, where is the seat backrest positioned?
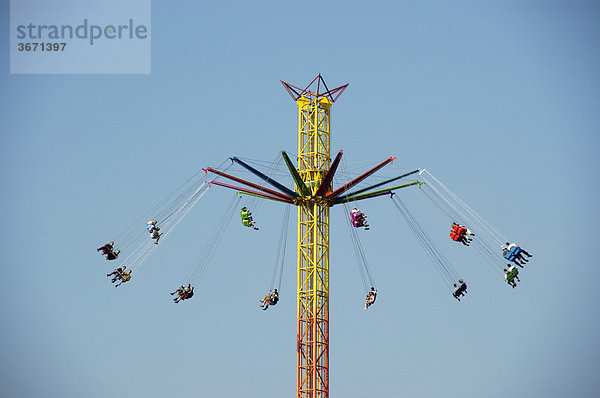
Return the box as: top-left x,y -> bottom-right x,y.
504,251 -> 516,261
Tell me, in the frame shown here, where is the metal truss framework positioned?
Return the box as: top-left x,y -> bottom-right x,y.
294,85 -> 335,398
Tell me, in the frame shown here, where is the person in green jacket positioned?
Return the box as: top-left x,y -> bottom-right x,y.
504,265 -> 520,288
241,207 -> 259,230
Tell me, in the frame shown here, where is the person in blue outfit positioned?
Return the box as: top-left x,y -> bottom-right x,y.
502,242 -> 531,266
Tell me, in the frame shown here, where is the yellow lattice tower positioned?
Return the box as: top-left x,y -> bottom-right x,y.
283,75 -> 348,398
296,95 -> 331,398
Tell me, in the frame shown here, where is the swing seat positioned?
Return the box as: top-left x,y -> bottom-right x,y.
510,246 -> 522,255
506,268 -> 519,282
351,211 -> 364,221
352,219 -> 364,228
504,251 -> 516,261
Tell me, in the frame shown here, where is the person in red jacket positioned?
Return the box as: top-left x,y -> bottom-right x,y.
450,222 -> 474,246
97,241 -> 114,255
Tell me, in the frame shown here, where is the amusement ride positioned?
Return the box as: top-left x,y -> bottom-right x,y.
97,75 -> 532,398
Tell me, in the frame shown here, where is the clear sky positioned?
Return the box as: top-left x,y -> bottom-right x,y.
1,1 -> 599,397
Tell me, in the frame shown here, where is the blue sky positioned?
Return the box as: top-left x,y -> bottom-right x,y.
1,1 -> 599,397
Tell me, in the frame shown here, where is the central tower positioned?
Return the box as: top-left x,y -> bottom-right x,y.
283,75 -> 348,398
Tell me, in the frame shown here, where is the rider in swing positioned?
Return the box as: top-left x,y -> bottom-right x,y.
351,208 -> 370,230
260,289 -> 279,310
452,279 -> 468,301
241,207 -> 259,230
365,287 -> 377,309
147,220 -> 162,244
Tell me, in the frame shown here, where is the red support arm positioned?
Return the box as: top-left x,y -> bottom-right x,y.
314,150 -> 343,197
205,167 -> 294,201
325,157 -> 395,199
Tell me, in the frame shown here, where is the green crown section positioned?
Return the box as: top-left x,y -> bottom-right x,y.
282,149 -> 420,207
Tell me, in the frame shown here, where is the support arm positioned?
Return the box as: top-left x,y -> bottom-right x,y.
209,181 -> 294,204
333,181 -> 419,204
325,157 -> 395,199
205,167 -> 294,201
334,169 -> 419,201
333,190 -> 393,204
281,151 -> 311,197
314,150 -> 343,197
231,157 -> 299,198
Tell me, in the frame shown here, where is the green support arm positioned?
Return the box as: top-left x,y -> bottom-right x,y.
282,150 -> 311,197
333,181 -> 420,204
335,169 -> 419,201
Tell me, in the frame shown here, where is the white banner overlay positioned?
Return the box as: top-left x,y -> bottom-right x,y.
10,0 -> 151,74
